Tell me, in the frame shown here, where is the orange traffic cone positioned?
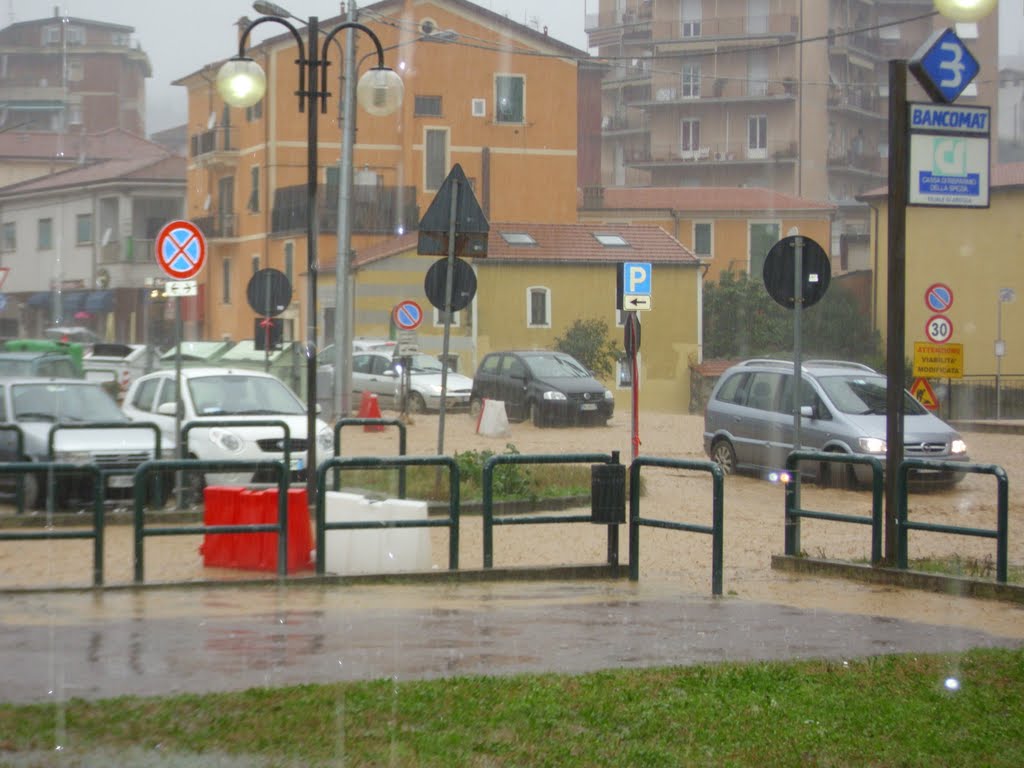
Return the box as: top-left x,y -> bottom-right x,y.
357,391 -> 385,432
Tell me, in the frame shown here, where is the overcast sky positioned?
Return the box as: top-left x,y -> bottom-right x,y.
15,1 -> 1024,135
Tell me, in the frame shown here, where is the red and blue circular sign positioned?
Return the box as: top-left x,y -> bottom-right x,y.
393,300 -> 423,330
925,283 -> 953,313
156,219 -> 206,280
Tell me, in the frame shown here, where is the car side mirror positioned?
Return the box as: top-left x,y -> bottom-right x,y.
800,404 -> 815,419
156,401 -> 180,417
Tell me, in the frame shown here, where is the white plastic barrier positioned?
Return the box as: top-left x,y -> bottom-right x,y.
323,492 -> 432,575
476,398 -> 510,437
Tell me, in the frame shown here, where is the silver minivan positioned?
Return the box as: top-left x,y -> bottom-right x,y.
703,359 -> 969,486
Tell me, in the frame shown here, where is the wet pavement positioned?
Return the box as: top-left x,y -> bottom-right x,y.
2,579 -> 1020,704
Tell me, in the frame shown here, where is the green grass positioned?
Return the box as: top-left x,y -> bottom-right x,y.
907,554 -> 1024,585
1,648 -> 1022,766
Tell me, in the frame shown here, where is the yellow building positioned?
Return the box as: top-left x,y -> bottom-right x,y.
173,0 -> 587,343
349,222 -> 702,413
860,163 -> 1023,388
578,186 -> 835,283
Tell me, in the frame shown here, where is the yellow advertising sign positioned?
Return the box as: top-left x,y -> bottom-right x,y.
913,342 -> 963,379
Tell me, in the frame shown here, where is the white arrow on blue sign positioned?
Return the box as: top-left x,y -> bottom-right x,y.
909,27 -> 979,104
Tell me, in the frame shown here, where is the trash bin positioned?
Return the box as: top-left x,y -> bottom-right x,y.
591,459 -> 625,524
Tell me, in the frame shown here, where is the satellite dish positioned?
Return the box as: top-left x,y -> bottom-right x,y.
100,228 -> 111,247
203,194 -> 212,211
207,111 -> 217,130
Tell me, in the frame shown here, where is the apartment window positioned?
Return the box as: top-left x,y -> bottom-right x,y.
681,0 -> 701,37
65,26 -> 85,45
1,222 -> 14,251
248,166 -> 260,212
693,221 -> 712,258
66,58 -> 83,82
245,100 -> 263,122
680,118 -> 700,157
681,62 -> 701,98
284,242 -> 294,285
38,218 -> 53,250
749,222 -> 779,277
495,75 -> 524,123
222,258 -> 232,303
527,286 -> 551,328
425,127 -> 448,191
414,95 -> 442,116
433,307 -> 461,327
67,104 -> 82,126
747,51 -> 769,97
879,17 -> 900,40
748,115 -> 767,159
76,213 -> 93,245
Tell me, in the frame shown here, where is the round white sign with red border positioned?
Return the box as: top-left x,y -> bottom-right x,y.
925,314 -> 954,344
156,219 -> 207,280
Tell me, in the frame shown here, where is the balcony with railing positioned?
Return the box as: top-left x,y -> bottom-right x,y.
629,139 -> 798,166
587,8 -> 798,48
189,127 -> 238,168
100,237 -> 156,264
640,76 -> 797,106
601,110 -> 649,136
827,147 -> 886,177
192,212 -> 237,240
827,87 -> 885,118
269,184 -> 420,236
828,28 -> 882,60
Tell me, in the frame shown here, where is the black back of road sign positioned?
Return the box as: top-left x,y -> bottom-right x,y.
424,257 -> 477,311
418,163 -> 489,257
246,268 -> 292,317
762,236 -> 831,309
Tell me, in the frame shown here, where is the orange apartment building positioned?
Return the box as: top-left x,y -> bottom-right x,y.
0,9 -> 150,136
584,0 -> 998,268
175,0 -> 589,344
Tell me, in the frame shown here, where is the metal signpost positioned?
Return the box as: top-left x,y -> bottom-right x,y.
617,262 -> 652,461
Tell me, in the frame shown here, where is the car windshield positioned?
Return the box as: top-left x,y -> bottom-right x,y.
11,382 -> 126,422
522,353 -> 590,379
187,374 -> 306,416
403,354 -> 448,374
817,374 -> 927,416
0,360 -> 32,376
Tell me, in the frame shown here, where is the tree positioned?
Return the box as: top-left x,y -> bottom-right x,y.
553,318 -> 620,379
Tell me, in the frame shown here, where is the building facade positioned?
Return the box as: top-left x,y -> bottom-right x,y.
175,0 -> 588,345
0,9 -> 151,136
585,0 -> 998,263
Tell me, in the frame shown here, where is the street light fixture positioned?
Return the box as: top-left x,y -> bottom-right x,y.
933,0 -> 996,22
218,11 -> 403,503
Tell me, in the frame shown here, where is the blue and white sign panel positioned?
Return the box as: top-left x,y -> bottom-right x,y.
622,262 -> 652,311
909,27 -> 979,104
908,103 -> 990,208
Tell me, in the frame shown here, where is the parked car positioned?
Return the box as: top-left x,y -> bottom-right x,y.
121,367 -> 333,494
702,358 -> 969,486
469,350 -> 615,427
0,378 -> 160,509
0,350 -> 80,379
351,350 -> 474,413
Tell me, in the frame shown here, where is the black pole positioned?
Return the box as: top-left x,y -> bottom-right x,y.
884,60 -> 908,564
305,16 -> 320,506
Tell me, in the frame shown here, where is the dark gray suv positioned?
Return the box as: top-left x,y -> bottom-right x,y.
703,359 -> 969,486
469,350 -> 614,427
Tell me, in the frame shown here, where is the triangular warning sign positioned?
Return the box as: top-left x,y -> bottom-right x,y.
911,377 -> 939,411
417,163 -> 489,257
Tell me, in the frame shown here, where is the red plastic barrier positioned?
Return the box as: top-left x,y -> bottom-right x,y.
201,486 -> 314,573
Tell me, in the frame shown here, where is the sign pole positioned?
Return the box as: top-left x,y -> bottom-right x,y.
884,60 -> 909,564
174,294 -> 184,508
436,174 -> 460,457
792,235 -> 803,454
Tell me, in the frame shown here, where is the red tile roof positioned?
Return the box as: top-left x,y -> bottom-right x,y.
0,128 -> 160,163
0,152 -> 184,197
347,222 -> 698,271
581,186 -> 836,213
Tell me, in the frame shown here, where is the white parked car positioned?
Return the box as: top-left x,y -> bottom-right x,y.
0,378 -> 159,509
351,351 -> 474,413
121,367 -> 333,493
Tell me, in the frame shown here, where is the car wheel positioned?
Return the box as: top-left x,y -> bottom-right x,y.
710,438 -> 737,475
177,463 -> 206,508
21,472 -> 40,511
530,401 -> 545,427
469,397 -> 483,418
406,392 -> 427,414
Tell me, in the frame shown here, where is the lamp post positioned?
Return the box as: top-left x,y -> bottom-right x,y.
217,10 -> 403,503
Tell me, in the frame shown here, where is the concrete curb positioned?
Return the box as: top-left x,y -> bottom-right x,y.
772,554 -> 1024,604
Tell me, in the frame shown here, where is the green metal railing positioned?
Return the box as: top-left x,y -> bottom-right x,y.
897,459 -> 1009,582
482,452 -> 617,569
132,458 -> 289,583
0,463 -> 105,585
333,418 -> 407,495
628,456 -> 725,595
784,450 -> 884,564
314,455 -> 459,575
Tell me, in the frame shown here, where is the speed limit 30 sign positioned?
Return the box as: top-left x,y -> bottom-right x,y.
925,314 -> 954,344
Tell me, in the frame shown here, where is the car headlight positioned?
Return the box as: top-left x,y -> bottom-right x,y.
426,384 -> 443,396
604,389 -> 613,400
951,439 -> 967,455
56,450 -> 92,465
542,390 -> 567,401
857,437 -> 886,453
208,427 -> 244,454
317,427 -> 333,453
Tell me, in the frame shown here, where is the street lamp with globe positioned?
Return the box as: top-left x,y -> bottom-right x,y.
933,0 -> 996,22
217,12 -> 402,503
